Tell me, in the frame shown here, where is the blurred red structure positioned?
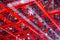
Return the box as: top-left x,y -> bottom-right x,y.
0,0 -> 60,40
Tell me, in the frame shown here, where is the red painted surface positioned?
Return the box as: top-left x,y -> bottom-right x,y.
0,0 -> 60,40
